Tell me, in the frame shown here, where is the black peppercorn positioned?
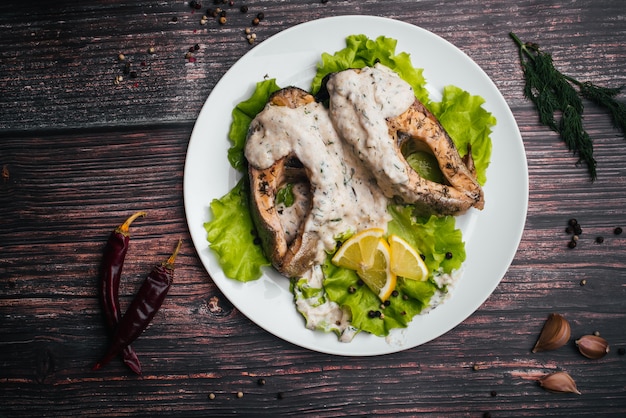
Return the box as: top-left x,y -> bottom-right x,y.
445,252 -> 453,259
595,236 -> 604,244
617,347 -> 625,355
240,5 -> 248,12
568,240 -> 577,249
614,227 -> 623,235
257,12 -> 265,20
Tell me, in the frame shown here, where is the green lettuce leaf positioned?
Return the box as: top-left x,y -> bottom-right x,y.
429,85 -> 496,185
322,257 -> 436,337
387,204 -> 466,274
310,34 -> 430,105
204,178 -> 270,282
227,79 -> 281,172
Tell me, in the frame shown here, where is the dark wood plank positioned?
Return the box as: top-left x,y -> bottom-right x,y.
1,0 -> 626,417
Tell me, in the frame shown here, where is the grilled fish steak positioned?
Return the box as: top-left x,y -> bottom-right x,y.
326,65 -> 484,215
247,88 -> 321,277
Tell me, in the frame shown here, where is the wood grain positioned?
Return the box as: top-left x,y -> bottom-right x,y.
1,0 -> 626,417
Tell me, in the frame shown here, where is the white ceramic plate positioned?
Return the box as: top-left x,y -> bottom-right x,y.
184,15 -> 528,356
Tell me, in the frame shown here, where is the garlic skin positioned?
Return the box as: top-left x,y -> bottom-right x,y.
576,335 -> 610,359
538,371 -> 581,395
532,313 -> 571,352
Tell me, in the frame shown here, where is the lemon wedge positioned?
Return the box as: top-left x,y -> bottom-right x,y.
388,234 -> 429,281
332,228 -> 396,301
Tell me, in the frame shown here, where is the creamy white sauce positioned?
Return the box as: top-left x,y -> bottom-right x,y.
326,64 -> 416,197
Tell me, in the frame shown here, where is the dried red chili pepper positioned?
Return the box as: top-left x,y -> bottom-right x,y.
99,210 -> 146,375
93,239 -> 182,372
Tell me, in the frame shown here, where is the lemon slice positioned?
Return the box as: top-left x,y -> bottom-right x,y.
332,228 -> 396,301
388,234 -> 429,281
332,228 -> 385,271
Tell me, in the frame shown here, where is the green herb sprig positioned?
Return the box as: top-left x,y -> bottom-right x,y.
510,32 -> 626,181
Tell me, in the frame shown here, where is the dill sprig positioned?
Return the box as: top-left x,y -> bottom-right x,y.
510,32 -> 626,181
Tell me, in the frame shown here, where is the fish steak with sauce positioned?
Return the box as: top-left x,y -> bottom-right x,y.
244,64 -> 484,278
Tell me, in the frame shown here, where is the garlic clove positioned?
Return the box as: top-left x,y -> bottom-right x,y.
538,371 -> 581,395
532,313 -> 571,352
576,334 -> 610,359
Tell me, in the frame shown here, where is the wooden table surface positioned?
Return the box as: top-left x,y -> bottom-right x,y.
2,1 -> 625,416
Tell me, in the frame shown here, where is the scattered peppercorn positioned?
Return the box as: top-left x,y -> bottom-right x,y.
472,364 -> 480,371
257,378 -> 266,386
383,300 -> 391,306
347,286 -> 356,294
568,240 -> 577,249
236,391 -> 243,398
322,0 -> 329,3
219,16 -> 227,24
129,71 -> 137,78
240,5 -> 248,13
595,236 -> 604,244
618,347 -> 625,355
580,279 -> 587,286
593,330 -> 600,336
445,252 -> 453,259
171,16 -> 178,22
277,392 -> 284,400
391,290 -> 399,297
490,390 -> 497,397
118,53 -> 125,61
402,294 -> 409,300
257,12 -> 265,20
568,218 -> 578,226
194,43 -> 200,51
357,279 -> 364,286
208,392 -> 215,400
368,310 -> 376,318
614,227 -> 623,235
252,17 -> 260,25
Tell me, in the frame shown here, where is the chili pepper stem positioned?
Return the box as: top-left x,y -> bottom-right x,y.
117,211 -> 147,235
166,239 -> 183,266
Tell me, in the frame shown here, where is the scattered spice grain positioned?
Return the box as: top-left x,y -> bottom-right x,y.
208,392 -> 216,400
236,391 -> 243,398
614,227 -> 623,235
618,347 -> 625,355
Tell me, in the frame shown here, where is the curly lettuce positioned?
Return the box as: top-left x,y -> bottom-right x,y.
204,179 -> 270,282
